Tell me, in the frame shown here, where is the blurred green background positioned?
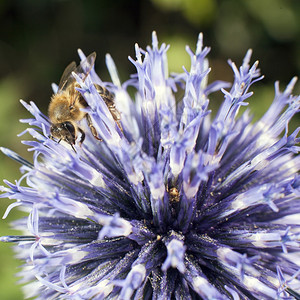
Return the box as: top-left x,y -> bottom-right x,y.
0,0 -> 299,299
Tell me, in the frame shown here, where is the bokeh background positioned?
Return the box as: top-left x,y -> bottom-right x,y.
0,0 -> 299,299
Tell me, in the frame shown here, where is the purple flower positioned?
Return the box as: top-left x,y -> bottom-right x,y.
1,32 -> 300,299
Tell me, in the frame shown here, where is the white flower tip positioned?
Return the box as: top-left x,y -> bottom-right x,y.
77,48 -> 85,58
162,239 -> 186,273
106,53 -> 121,87
0,147 -> 8,155
193,276 -> 207,289
245,49 -> 253,59
132,264 -> 146,278
97,215 -> 132,239
224,285 -> 240,300
196,33 -> 204,54
51,83 -> 58,94
287,76 -> 298,91
152,31 -> 158,47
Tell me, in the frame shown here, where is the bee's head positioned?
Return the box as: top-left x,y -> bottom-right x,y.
50,121 -> 76,146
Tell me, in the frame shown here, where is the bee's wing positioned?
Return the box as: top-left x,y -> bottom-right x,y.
69,52 -> 97,107
57,52 -> 96,93
75,52 -> 96,81
57,61 -> 77,92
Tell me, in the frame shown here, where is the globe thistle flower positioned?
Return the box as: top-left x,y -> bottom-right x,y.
1,32 -> 300,299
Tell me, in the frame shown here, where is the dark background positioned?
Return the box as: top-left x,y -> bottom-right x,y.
0,0 -> 299,298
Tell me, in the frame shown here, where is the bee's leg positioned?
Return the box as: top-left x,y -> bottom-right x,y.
70,144 -> 77,153
78,127 -> 85,145
64,137 -> 77,153
94,84 -> 123,133
93,84 -> 111,100
85,114 -> 102,141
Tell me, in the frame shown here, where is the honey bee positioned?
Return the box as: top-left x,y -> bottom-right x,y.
48,52 -> 121,151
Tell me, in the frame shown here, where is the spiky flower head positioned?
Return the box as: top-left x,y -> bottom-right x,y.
1,32 -> 300,299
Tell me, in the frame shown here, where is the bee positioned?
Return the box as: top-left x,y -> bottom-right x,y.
48,52 -> 121,151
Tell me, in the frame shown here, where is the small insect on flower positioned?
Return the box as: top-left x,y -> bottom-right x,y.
168,186 -> 180,203
48,52 -> 121,150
